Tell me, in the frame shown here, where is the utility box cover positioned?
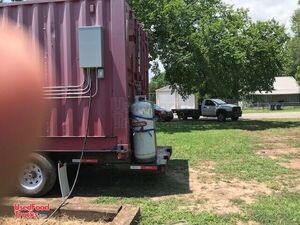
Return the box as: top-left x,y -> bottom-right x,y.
79,26 -> 103,68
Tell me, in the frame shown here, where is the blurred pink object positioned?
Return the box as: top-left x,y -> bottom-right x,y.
0,21 -> 44,196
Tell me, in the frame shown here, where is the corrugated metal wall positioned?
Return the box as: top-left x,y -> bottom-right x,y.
125,3 -> 149,99
0,0 -> 148,151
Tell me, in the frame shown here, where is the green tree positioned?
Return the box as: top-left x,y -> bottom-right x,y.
129,0 -> 289,98
287,1 -> 300,84
149,73 -> 168,102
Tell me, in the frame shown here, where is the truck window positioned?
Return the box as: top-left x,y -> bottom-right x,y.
205,100 -> 215,106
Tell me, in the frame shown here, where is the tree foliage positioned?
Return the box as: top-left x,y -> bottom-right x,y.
129,0 -> 289,98
287,1 -> 300,84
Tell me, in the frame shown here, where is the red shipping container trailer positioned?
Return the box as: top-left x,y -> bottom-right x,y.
0,0 -> 171,197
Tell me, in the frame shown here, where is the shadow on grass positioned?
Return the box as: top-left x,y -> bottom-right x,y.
157,119 -> 300,133
46,159 -> 190,198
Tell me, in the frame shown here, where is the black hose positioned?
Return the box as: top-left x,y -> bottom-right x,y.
42,79 -> 93,224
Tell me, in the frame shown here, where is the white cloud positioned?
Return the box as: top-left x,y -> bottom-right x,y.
223,0 -> 299,30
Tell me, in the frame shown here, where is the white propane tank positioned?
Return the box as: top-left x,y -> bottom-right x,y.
131,96 -> 156,163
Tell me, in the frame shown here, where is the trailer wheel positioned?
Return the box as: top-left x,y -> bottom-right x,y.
18,153 -> 56,197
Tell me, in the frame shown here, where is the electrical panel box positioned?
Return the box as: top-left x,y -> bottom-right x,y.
79,26 -> 103,68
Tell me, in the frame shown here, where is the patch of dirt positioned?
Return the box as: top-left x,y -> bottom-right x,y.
254,130 -> 299,155
290,184 -> 300,192
0,216 -> 108,225
257,148 -> 300,157
3,196 -> 99,207
254,130 -> 300,191
153,161 -> 271,215
280,159 -> 300,170
1,197 -> 116,225
273,174 -> 300,192
254,128 -> 300,153
183,167 -> 271,214
236,221 -> 260,225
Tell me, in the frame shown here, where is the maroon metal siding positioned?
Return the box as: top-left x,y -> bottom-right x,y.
125,3 -> 149,99
0,0 -> 149,153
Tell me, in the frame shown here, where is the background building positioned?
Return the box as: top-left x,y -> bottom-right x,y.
250,76 -> 300,103
155,86 -> 197,111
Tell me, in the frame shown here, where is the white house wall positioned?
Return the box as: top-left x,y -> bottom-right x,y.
156,87 -> 197,111
156,91 -> 176,111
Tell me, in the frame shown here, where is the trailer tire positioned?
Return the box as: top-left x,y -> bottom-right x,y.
18,153 -> 57,197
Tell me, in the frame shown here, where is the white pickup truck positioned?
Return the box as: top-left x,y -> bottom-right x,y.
172,99 -> 242,122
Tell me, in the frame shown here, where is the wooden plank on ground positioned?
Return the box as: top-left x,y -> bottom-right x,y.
112,206 -> 140,225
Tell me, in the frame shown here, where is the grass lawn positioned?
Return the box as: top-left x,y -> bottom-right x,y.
96,119 -> 300,225
243,107 -> 300,114
246,192 -> 300,225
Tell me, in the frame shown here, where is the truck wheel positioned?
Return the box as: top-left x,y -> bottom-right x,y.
18,153 -> 57,197
231,116 -> 239,121
183,114 -> 188,120
217,111 -> 226,122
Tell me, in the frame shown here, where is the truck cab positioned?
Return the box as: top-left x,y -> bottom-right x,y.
201,99 -> 242,121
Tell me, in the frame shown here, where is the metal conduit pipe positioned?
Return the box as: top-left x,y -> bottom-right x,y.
43,84 -> 92,96
44,77 -> 98,100
43,68 -> 96,90
43,83 -> 89,92
43,76 -> 91,92
43,79 -> 92,96
43,78 -> 86,90
44,87 -> 91,96
43,75 -> 91,95
43,82 -> 91,94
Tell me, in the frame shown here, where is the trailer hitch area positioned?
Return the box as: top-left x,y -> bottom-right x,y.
116,150 -> 129,160
113,145 -> 129,160
156,146 -> 172,165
